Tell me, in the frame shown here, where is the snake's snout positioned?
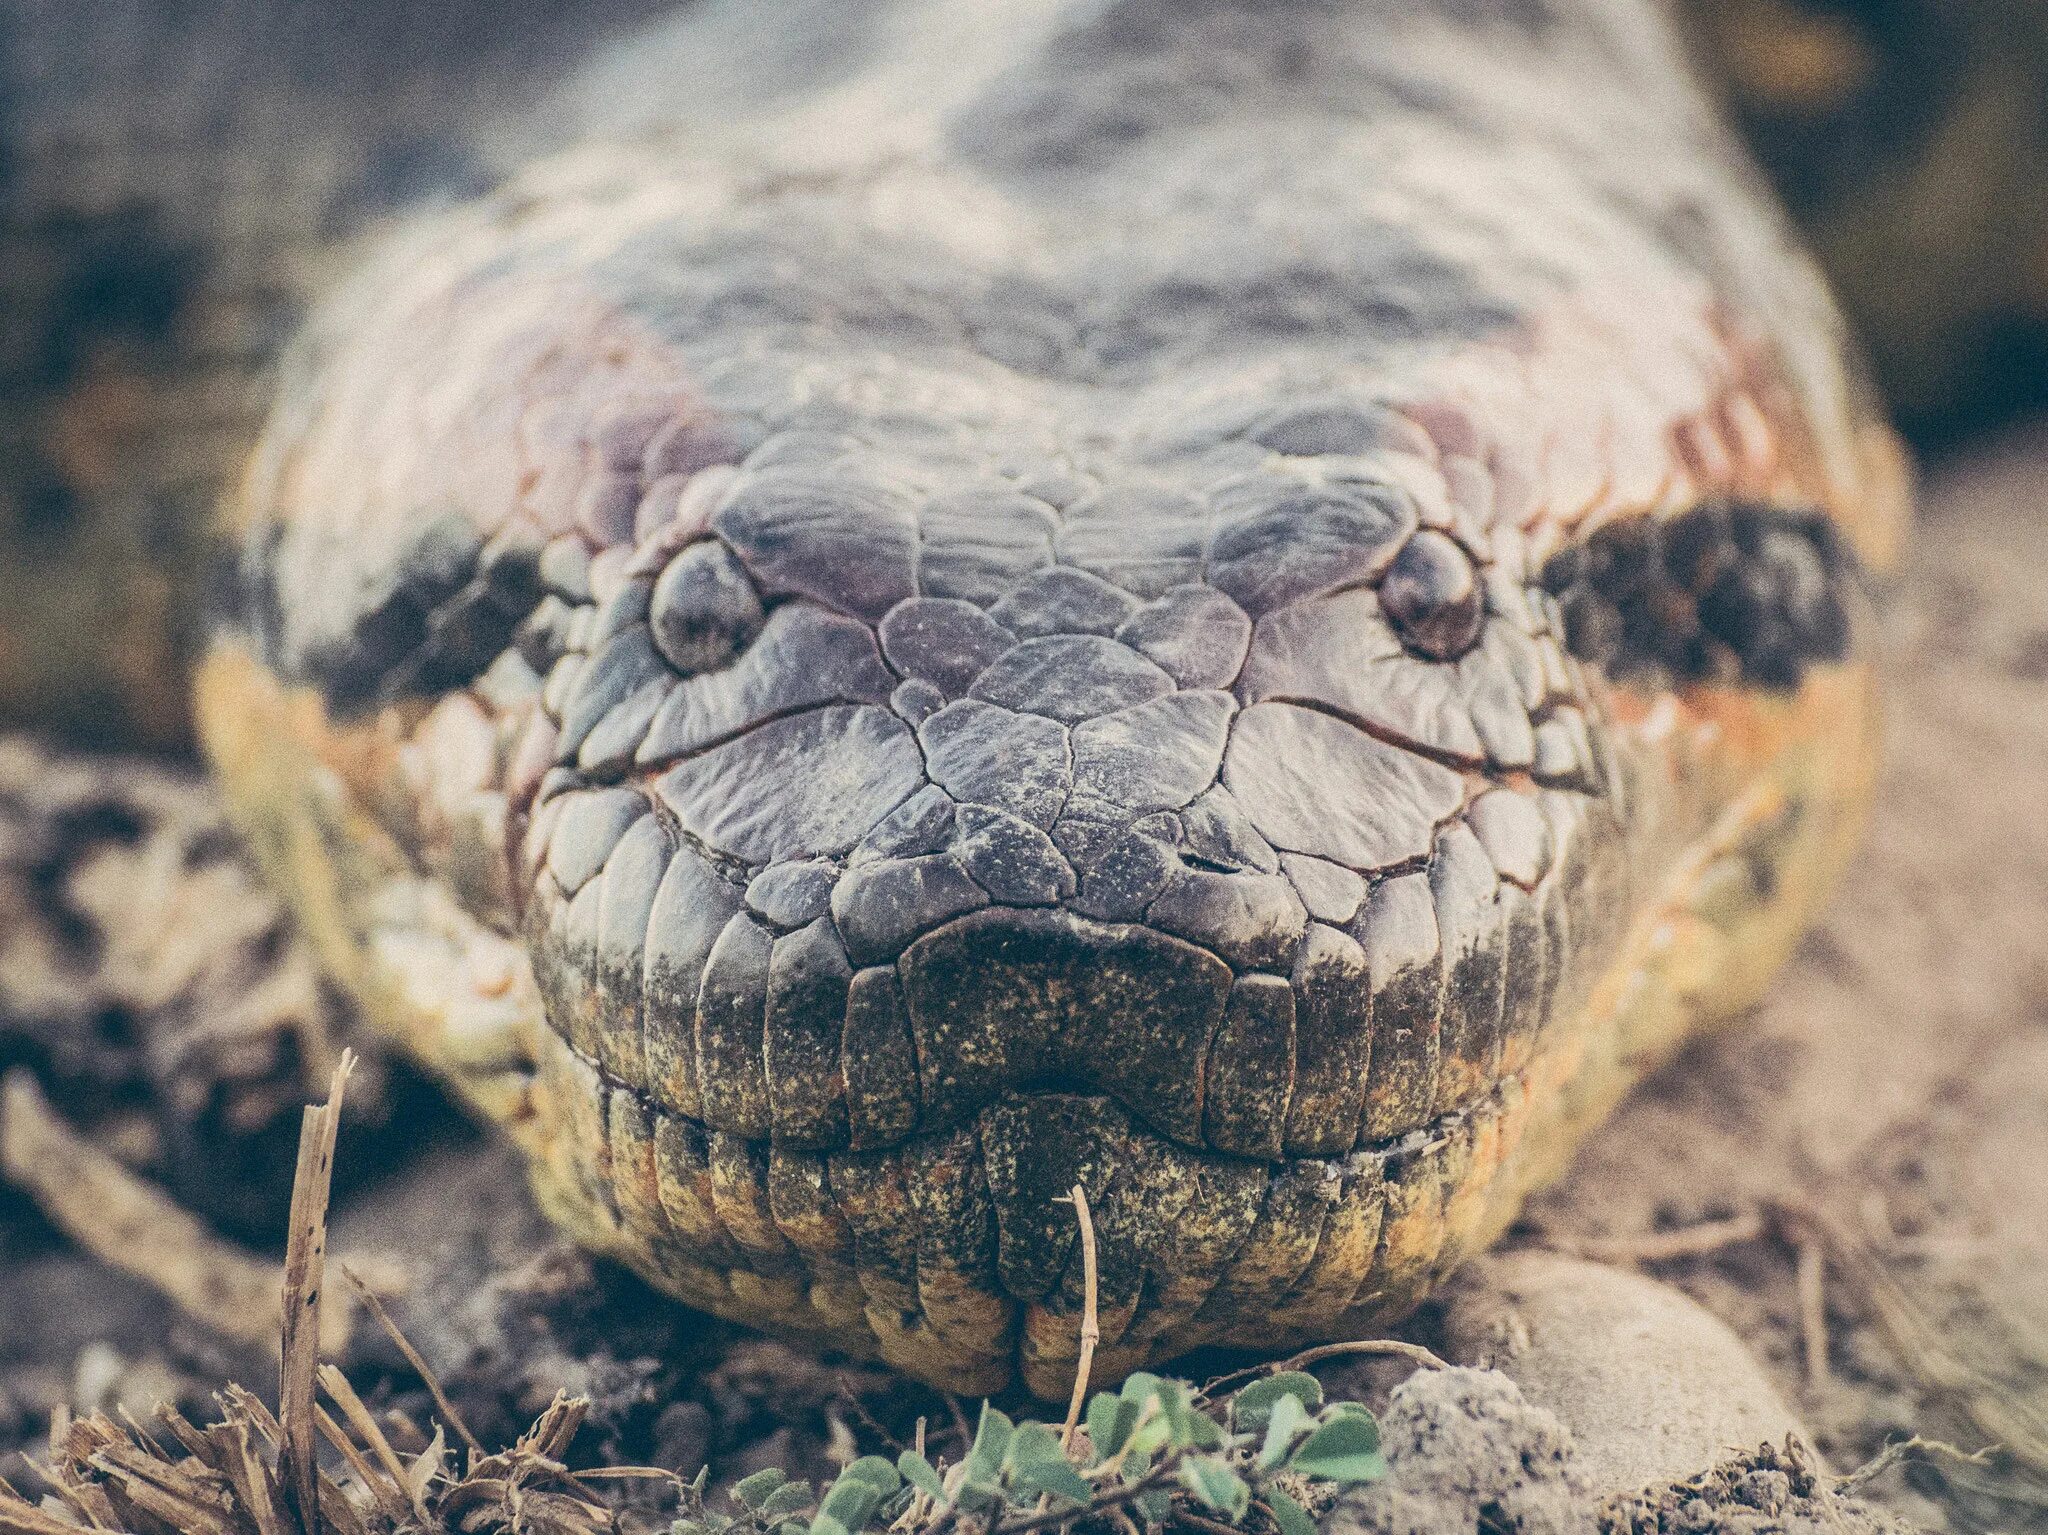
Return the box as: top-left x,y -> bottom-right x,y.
516,503 -> 1617,1187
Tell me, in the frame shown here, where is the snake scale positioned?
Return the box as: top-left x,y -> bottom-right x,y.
9,0 -> 1932,1397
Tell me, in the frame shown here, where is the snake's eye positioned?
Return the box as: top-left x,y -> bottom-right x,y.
651,539 -> 766,673
1381,529 -> 1482,660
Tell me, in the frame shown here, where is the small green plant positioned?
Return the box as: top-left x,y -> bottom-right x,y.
672,1367 -> 1387,1535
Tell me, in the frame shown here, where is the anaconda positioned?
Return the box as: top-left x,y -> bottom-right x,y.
13,0 -> 1937,1398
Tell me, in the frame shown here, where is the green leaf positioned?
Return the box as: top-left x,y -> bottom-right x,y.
896,1452 -> 944,1500
1011,1459 -> 1093,1505
1135,1486 -> 1173,1526
967,1405 -> 1015,1477
758,1485 -> 815,1520
818,1478 -> 883,1534
1121,1372 -> 1166,1404
1177,1457 -> 1250,1521
1002,1422 -> 1067,1473
1230,1373 -> 1324,1434
955,1475 -> 1005,1513
733,1470 -> 789,1512
772,1522 -> 809,1535
1002,1423 -> 1091,1504
839,1458 -> 902,1496
1264,1488 -> 1318,1535
1288,1410 -> 1388,1484
1257,1394 -> 1311,1471
808,1516 -> 848,1535
1125,1410 -> 1173,1460
1086,1391 -> 1139,1462
1137,1379 -> 1223,1451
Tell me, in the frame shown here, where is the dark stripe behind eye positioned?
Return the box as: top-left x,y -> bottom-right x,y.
1540,501 -> 1859,691
236,513 -> 544,715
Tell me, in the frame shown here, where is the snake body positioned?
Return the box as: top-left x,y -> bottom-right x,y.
130,0 -> 1912,1396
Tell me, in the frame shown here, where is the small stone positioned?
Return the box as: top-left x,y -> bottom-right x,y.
1442,1252 -> 1810,1498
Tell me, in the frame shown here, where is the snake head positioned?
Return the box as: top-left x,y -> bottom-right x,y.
201,1 -> 1903,1398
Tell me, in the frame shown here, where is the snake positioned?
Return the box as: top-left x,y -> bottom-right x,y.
11,0 -> 1928,1398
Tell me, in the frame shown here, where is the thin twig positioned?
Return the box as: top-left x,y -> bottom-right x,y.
1060,1185 -> 1100,1453
1542,1211 -> 1768,1265
1201,1337 -> 1447,1402
340,1266 -> 485,1460
1772,1198 -> 2048,1481
1794,1235 -> 1830,1389
1834,1435 -> 2001,1496
986,1462 -> 1181,1535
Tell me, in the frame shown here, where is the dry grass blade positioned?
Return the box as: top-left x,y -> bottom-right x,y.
340,1266 -> 484,1461
1059,1184 -> 1100,1453
279,1053 -> 354,1535
1775,1200 -> 2048,1484
0,1043 -> 653,1535
316,1366 -> 418,1520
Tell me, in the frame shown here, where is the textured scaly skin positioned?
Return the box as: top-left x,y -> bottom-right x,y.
191,0 -> 1907,1398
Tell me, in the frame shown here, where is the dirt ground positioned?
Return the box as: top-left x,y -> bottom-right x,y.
2,421 -> 2046,1534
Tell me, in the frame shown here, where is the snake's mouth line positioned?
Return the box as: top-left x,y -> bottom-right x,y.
543,992 -> 1532,1176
